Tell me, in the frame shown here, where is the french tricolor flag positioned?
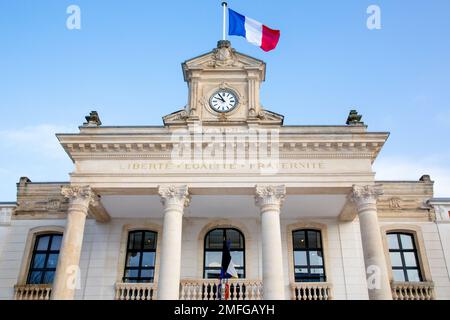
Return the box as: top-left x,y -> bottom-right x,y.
228,8 -> 280,52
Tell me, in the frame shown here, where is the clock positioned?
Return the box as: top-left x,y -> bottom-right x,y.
209,90 -> 238,113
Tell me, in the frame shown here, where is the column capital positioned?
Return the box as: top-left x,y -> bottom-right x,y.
255,185 -> 286,212
61,185 -> 98,212
158,185 -> 190,209
350,184 -> 383,204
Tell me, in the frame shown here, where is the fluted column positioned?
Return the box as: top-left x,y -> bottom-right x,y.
255,185 -> 286,300
350,185 -> 392,300
52,185 -> 97,300
157,185 -> 190,300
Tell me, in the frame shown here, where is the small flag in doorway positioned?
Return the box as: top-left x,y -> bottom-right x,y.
228,8 -> 280,52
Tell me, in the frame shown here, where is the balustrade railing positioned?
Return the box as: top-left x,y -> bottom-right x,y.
290,282 -> 333,300
14,284 -> 52,300
180,279 -> 263,300
391,281 -> 435,300
115,282 -> 157,300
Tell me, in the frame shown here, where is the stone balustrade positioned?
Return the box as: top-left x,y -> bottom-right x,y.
14,284 -> 52,300
391,281 -> 435,300
290,282 -> 333,300
115,282 -> 157,300
180,279 -> 263,300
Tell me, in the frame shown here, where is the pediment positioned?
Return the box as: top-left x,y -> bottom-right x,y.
182,41 -> 266,81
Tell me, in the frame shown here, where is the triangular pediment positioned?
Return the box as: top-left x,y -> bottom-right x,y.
182,41 -> 266,81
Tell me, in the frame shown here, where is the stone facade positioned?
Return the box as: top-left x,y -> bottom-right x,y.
0,42 -> 448,300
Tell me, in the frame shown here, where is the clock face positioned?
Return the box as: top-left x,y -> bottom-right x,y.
209,90 -> 238,113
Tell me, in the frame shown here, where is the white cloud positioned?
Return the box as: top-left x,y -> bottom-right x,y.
0,124 -> 75,159
374,155 -> 450,197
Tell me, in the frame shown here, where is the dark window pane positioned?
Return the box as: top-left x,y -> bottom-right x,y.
393,269 -> 405,282
143,232 -> 156,250
206,229 -> 223,249
294,251 -> 307,266
126,252 -> 141,267
205,252 -> 222,268
390,252 -> 403,267
140,269 -> 154,279
129,232 -> 143,250
42,271 -> 55,284
293,231 -> 306,250
33,254 -> 46,268
309,251 -> 323,266
46,254 -> 59,268
205,269 -> 221,279
36,236 -> 50,251
28,271 -> 43,284
124,269 -> 139,278
50,235 -> 62,250
141,252 -> 155,267
226,229 -> 242,249
400,234 -> 414,250
307,231 -> 321,249
124,278 -> 138,283
407,269 -> 421,282
387,234 -> 399,250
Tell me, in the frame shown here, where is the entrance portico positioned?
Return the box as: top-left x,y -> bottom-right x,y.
49,176 -> 389,300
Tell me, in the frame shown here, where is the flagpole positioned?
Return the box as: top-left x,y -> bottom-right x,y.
222,2 -> 228,40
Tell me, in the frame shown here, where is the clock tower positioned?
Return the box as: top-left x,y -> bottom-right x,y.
163,40 -> 283,127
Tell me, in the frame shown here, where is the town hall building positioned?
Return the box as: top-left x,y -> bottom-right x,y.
0,41 -> 449,300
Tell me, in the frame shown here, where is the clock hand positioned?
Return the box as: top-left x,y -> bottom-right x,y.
217,94 -> 226,102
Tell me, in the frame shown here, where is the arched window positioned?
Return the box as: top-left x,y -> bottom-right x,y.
292,229 -> 326,282
123,230 -> 157,283
387,232 -> 422,282
27,233 -> 63,284
204,228 -> 245,279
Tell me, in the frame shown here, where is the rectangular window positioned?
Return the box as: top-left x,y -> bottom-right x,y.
27,233 -> 63,284
292,229 -> 326,282
387,232 -> 422,282
123,230 -> 157,283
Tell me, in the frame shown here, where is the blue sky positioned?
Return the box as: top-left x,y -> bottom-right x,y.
0,0 -> 449,200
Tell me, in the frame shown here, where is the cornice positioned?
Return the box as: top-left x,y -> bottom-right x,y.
58,134 -> 387,162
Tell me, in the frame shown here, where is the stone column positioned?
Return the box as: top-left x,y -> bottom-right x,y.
157,185 -> 190,300
350,185 -> 392,300
255,185 -> 286,300
52,186 -> 97,300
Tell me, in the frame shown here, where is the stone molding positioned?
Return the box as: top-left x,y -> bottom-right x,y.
59,139 -> 385,162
